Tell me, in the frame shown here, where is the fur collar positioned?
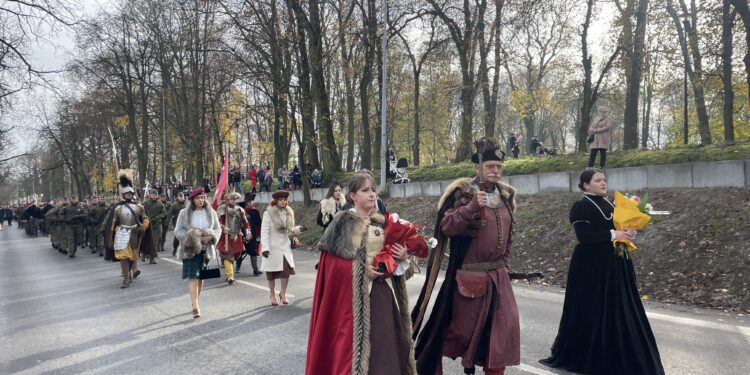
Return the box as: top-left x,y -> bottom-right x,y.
317,210 -> 385,260
266,204 -> 294,231
317,209 -> 415,375
320,195 -> 346,218
437,177 -> 516,212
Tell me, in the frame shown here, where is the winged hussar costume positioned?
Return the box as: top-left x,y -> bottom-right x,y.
411,139 -> 520,375
103,169 -> 157,288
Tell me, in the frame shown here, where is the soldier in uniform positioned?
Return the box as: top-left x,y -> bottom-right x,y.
166,192 -> 186,256
46,198 -> 65,253
143,189 -> 166,263
40,200 -> 54,235
88,197 -> 109,256
217,191 -> 251,285
159,193 -> 170,253
60,196 -> 88,258
103,169 -> 157,288
79,198 -> 90,249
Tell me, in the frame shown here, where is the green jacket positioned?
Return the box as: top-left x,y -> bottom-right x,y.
167,201 -> 186,228
144,199 -> 167,225
60,203 -> 88,225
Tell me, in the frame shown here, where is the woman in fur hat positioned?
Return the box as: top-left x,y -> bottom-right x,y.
306,173 -> 418,375
260,190 -> 302,306
174,187 -> 222,318
316,182 -> 346,230
217,191 -> 250,285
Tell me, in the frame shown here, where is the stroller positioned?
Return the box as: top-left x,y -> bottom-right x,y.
389,158 -> 410,184
308,169 -> 323,188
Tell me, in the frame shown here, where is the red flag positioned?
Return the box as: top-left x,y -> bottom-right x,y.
212,152 -> 229,210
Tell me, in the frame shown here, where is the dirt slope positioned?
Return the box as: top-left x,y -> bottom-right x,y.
289,187 -> 750,313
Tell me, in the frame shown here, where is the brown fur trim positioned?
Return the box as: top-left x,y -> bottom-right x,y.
266,204 -> 295,231
318,210 -> 368,260
436,177 -> 517,213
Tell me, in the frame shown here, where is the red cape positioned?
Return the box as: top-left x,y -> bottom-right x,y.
306,252 -> 354,375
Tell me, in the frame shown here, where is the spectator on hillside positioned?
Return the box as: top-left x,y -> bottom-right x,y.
588,105 -> 613,169
264,166 -> 274,192
233,167 -> 242,192
509,133 -> 520,159
277,165 -> 289,190
249,165 -> 258,193
530,137 -> 542,156
257,167 -> 266,192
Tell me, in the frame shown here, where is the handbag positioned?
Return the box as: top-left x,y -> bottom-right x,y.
199,253 -> 222,280
455,269 -> 488,298
586,134 -> 595,143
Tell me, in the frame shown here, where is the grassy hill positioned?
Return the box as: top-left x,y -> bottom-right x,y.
329,141 -> 750,184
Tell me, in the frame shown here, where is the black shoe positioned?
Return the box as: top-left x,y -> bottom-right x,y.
253,270 -> 263,276
91,249 -> 97,253
62,250 -> 68,255
120,280 -> 130,289
149,259 -> 157,264
132,269 -> 141,279
68,253 -> 76,258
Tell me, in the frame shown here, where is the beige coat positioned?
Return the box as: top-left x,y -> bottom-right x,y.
588,115 -> 613,150
260,205 -> 301,272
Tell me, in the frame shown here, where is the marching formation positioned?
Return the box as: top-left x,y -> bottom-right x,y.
6,137 -> 667,375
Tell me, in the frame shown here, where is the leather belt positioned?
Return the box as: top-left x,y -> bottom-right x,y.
461,259 -> 507,271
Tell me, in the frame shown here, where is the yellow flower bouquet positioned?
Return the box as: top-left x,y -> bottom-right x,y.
612,191 -> 653,258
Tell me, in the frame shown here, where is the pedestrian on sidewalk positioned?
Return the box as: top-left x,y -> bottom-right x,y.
306,172 -> 420,375
237,192 -> 263,276
260,190 -> 301,306
587,105 -> 613,168
174,187 -> 221,319
539,169 -> 664,374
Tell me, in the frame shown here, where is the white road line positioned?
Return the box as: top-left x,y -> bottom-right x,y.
513,363 -> 558,375
159,256 -> 295,298
645,311 -> 747,333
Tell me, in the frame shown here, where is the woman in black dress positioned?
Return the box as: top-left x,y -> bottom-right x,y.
540,169 -> 665,375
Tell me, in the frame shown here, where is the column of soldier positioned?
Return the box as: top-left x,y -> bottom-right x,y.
15,192 -> 180,261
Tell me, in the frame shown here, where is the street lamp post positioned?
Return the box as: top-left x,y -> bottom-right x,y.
380,0 -> 388,193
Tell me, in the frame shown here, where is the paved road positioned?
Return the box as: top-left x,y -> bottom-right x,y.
1,227 -> 748,375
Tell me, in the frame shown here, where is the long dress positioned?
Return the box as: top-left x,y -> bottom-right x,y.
540,194 -> 665,375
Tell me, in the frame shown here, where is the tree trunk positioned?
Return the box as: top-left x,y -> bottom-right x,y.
308,0 -> 341,172
579,0 -> 594,153
622,0 -> 649,150
723,0 -> 736,142
730,0 -> 750,99
289,0 -> 319,170
359,0 -> 377,170
413,69 -> 421,166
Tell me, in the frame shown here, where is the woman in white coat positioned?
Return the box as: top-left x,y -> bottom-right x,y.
174,187 -> 222,318
261,190 -> 301,306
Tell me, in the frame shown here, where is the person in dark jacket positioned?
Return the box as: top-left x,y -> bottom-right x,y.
236,192 -> 263,276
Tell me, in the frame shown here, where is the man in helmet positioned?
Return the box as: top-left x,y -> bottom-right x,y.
103,170 -> 157,288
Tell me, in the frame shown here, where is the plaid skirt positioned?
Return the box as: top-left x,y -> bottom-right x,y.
182,254 -> 205,279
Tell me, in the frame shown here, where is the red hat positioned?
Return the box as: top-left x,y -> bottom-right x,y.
188,187 -> 205,200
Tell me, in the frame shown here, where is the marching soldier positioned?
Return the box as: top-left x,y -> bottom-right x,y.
46,198 -> 65,253
60,196 -> 88,258
166,192 -> 186,256
88,197 -> 109,256
159,193 -> 170,253
143,189 -> 166,263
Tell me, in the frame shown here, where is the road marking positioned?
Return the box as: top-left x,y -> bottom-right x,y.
159,256 -> 295,298
646,311 -> 748,333
514,363 -> 558,375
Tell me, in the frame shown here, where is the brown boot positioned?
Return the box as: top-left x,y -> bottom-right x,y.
120,260 -> 131,288
484,368 -> 505,375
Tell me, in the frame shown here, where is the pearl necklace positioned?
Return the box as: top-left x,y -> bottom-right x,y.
583,194 -> 614,221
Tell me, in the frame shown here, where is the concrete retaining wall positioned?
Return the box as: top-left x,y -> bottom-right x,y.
253,160 -> 749,203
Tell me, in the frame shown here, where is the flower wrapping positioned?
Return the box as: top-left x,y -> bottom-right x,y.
371,212 -> 430,277
612,191 -> 652,253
